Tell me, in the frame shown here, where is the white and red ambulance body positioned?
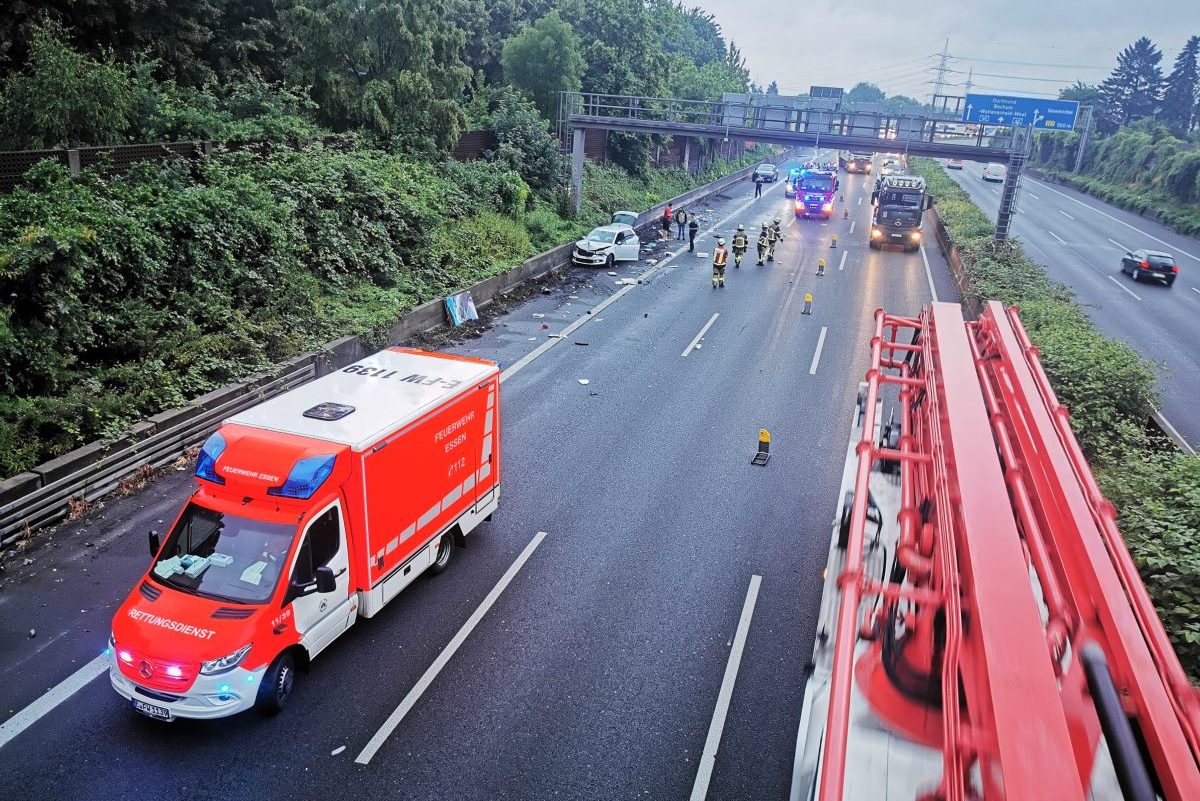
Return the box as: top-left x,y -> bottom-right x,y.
109,348 -> 500,720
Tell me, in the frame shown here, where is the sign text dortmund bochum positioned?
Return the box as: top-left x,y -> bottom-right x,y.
963,93 -> 1080,130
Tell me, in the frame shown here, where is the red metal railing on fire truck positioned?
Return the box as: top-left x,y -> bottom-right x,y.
816,302 -> 1200,801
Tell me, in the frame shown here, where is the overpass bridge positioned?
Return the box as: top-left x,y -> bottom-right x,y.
562,92 -> 1030,241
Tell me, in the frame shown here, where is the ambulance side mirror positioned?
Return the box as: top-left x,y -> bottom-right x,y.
148,530 -> 161,557
314,565 -> 337,594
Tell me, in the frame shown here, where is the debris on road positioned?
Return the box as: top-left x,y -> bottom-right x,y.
532,313 -> 545,319
578,379 -> 590,385
574,341 -> 589,346
607,271 -> 618,276
331,746 -> 347,756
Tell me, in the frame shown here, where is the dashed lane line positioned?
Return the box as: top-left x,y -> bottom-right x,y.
1107,275 -> 1142,301
1047,230 -> 1066,245
683,314 -> 720,357
1058,209 -> 1075,220
838,251 -> 847,271
809,327 -> 829,375
355,531 -> 549,765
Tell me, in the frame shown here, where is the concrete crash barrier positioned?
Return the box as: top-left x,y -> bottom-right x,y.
0,160 -> 779,548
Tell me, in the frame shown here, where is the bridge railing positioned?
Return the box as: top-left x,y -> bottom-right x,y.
563,92 -> 1021,151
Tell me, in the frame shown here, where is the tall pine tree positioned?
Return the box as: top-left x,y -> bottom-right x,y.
1096,37 -> 1164,133
1160,35 -> 1199,135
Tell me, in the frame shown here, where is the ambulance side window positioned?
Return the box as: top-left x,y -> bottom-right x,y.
291,507 -> 341,586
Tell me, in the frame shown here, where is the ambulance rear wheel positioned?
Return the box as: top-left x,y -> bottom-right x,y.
257,651 -> 295,714
429,533 -> 454,576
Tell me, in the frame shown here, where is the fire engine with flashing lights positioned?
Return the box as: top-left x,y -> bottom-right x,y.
793,301 -> 1200,800
795,169 -> 839,218
108,348 -> 501,720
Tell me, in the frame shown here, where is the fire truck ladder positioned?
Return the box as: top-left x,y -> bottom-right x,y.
815,301 -> 1200,801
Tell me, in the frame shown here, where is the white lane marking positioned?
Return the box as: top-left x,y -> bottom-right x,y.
1047,230 -> 1066,245
0,655 -> 108,751
848,220 -> 856,234
1107,275 -> 1142,301
785,216 -> 796,229
990,188 -> 999,196
690,575 -> 762,801
1151,408 -> 1196,456
1193,287 -> 1200,296
356,531 -> 549,765
838,251 -> 847,271
1027,178 -> 1200,264
683,313 -> 720,357
857,196 -> 862,206
1107,238 -> 1129,252
920,245 -> 938,302
1028,192 -> 1041,200
1058,209 -> 1075,220
502,286 -> 635,382
809,327 -> 829,375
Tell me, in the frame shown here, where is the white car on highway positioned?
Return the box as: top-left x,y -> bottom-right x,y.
982,163 -> 1007,182
572,223 -> 640,268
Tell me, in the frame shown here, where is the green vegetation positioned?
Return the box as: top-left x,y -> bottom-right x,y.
912,157 -> 1200,676
1031,121 -> 1200,237
0,3 -> 769,478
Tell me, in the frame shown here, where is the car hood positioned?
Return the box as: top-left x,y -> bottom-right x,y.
576,238 -> 614,251
112,578 -> 263,661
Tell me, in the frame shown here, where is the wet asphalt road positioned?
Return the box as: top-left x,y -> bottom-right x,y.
0,157 -> 957,801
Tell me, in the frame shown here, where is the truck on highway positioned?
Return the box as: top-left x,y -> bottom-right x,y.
794,169 -> 839,218
840,152 -> 873,174
108,347 -> 501,720
869,174 -> 929,252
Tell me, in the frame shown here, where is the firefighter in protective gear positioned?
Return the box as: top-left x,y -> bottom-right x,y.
766,219 -> 781,262
732,224 -> 749,267
712,238 -> 729,288
756,224 -> 769,266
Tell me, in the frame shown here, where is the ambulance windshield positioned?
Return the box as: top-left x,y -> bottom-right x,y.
152,503 -> 294,604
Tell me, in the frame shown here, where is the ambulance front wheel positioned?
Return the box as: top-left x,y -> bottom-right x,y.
257,651 -> 296,714
428,533 -> 454,576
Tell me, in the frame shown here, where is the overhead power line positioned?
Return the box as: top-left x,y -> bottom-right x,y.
948,54 -> 1107,70
941,68 -> 1085,83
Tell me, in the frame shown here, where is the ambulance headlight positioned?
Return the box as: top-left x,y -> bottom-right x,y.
195,432 -> 227,485
910,231 -> 922,241
268,454 -> 337,499
200,643 -> 253,675
822,203 -> 833,212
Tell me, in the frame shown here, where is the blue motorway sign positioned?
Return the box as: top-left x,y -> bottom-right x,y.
963,93 -> 1080,130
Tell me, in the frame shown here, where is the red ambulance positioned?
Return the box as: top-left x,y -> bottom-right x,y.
108,348 -> 501,720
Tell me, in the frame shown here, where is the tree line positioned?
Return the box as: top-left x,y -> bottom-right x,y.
1061,35 -> 1199,136
0,1 -> 752,172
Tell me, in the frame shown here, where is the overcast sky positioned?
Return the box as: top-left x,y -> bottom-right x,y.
697,0 -> 1198,101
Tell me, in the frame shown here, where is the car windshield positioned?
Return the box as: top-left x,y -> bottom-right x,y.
880,190 -> 923,207
758,165 -> 774,172
585,229 -> 617,244
1147,254 -> 1175,266
880,208 -> 921,222
800,176 -> 834,191
151,503 -> 295,604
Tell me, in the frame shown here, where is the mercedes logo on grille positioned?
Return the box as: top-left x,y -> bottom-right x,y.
139,660 -> 153,678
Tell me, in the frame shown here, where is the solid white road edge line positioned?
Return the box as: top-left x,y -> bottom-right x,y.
689,575 -> 762,801
920,246 -> 938,303
1151,408 -> 1197,457
1058,209 -> 1075,220
1107,238 -> 1129,251
809,327 -> 829,375
838,251 -> 847,271
1107,275 -> 1141,301
1047,230 -> 1066,245
683,313 -> 720,357
1026,178 -> 1200,264
0,655 -> 108,752
355,531 -> 549,765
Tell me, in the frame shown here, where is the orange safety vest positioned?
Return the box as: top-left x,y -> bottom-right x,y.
713,247 -> 728,266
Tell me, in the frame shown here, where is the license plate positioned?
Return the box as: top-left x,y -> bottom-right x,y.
1153,272 -> 1166,279
132,699 -> 172,721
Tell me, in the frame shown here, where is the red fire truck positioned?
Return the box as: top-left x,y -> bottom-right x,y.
794,302 -> 1200,800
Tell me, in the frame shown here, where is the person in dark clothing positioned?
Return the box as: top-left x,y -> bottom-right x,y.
688,214 -> 699,252
754,174 -> 764,198
674,207 -> 687,240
